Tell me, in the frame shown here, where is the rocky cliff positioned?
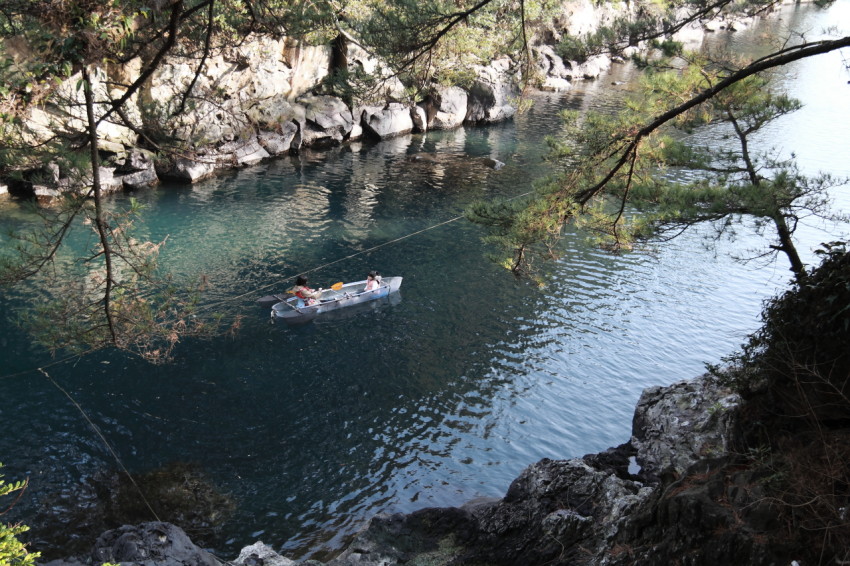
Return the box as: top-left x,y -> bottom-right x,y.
2,0 -> 730,201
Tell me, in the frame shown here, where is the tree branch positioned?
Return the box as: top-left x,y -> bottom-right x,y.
574,35 -> 850,205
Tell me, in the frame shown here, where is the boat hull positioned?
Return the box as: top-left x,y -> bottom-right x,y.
267,277 -> 402,324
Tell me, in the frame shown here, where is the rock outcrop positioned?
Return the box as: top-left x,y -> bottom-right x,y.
2,0 -> 738,202
318,375 -> 745,566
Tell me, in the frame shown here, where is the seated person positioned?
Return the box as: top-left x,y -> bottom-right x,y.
364,271 -> 381,291
291,276 -> 323,307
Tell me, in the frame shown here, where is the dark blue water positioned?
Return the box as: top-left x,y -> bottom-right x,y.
1,2 -> 848,560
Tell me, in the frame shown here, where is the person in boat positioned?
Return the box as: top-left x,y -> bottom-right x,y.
364,271 -> 381,291
291,276 -> 323,307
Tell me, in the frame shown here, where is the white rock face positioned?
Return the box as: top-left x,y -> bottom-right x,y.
297,95 -> 354,145
429,86 -> 468,130
217,137 -> 271,167
284,40 -> 332,100
361,103 -> 415,139
15,0 -> 734,195
258,124 -> 299,155
234,541 -> 297,566
541,77 -> 572,92
466,58 -> 518,124
346,43 -> 408,103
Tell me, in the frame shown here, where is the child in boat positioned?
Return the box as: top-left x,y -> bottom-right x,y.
291,276 -> 323,307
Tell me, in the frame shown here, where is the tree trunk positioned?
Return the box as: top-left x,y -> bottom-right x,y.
83,66 -> 118,343
773,213 -> 806,280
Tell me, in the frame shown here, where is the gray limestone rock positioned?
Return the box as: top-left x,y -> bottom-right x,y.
233,541 -> 297,566
91,522 -> 219,566
631,375 -> 741,481
361,104 -> 414,139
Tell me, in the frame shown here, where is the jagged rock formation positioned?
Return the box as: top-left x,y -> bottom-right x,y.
319,375 -> 746,566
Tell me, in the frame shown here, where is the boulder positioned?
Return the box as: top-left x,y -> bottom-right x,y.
156,156 -> 217,183
361,103 -> 414,139
466,58 -> 518,124
120,167 -> 160,190
425,86 -> 468,130
541,77 -> 572,92
91,522 -> 219,566
630,376 -> 741,481
245,96 -> 301,131
233,541 -> 297,566
93,167 -> 125,194
296,95 -> 354,147
33,184 -> 62,202
258,124 -> 298,155
572,54 -> 612,80
115,149 -> 159,190
217,137 -> 271,167
535,45 -> 571,79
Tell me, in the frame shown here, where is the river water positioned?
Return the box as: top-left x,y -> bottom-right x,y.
1,2 -> 848,560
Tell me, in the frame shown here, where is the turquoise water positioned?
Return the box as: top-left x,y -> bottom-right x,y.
1,2 -> 849,560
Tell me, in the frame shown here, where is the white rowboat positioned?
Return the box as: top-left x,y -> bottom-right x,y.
258,277 -> 403,324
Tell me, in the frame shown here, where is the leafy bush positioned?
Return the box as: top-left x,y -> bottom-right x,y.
1,465 -> 40,566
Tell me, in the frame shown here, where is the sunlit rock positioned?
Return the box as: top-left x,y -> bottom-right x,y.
297,95 -> 354,146
425,86 -> 468,130
234,541 -> 297,566
258,124 -> 299,156
541,77 -> 572,92
92,522 -> 219,566
362,103 -> 415,139
466,58 -> 518,124
217,137 -> 271,167
156,156 -> 217,183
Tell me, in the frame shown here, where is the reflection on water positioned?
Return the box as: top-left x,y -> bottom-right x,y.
1,2 -> 848,561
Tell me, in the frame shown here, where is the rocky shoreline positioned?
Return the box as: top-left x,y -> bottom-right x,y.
45,372 -> 791,566
0,0 -> 757,201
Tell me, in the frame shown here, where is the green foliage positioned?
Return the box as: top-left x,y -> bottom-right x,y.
556,26 -> 619,63
556,7 -> 683,64
2,197 -> 222,363
471,44 -> 848,278
1,465 -> 40,566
